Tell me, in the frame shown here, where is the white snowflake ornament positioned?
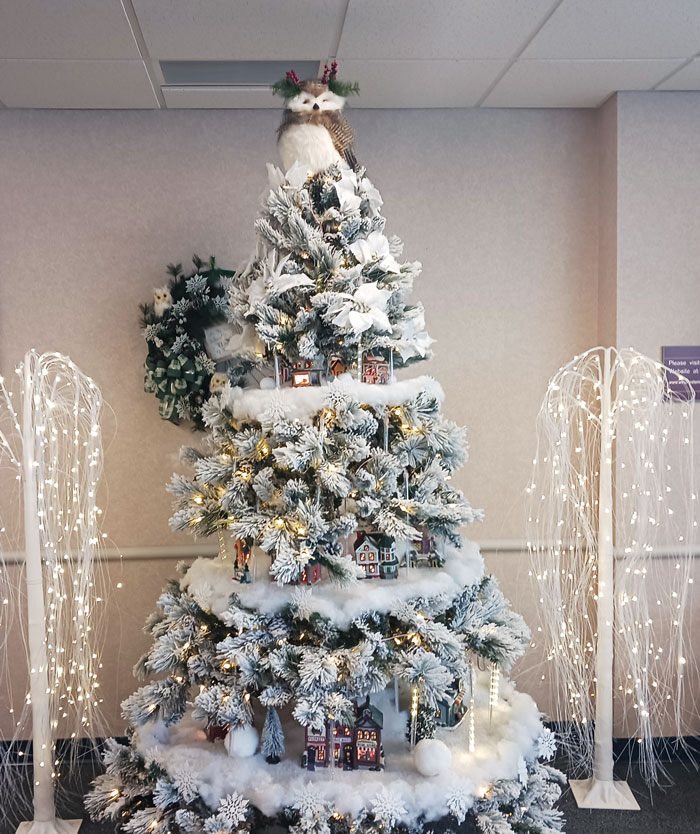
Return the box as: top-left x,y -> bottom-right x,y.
446,782 -> 473,824
292,782 -> 332,823
536,727 -> 557,760
290,586 -> 314,619
172,765 -> 199,804
218,792 -> 250,827
371,787 -> 407,828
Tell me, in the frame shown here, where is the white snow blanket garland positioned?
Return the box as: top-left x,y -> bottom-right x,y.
181,540 -> 484,629
215,374 -> 445,427
135,682 -> 546,825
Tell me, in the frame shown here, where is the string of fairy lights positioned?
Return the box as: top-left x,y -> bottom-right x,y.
527,347 -> 697,784
0,352 -> 107,808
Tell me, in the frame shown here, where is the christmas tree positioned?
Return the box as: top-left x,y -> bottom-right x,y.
87,73 -> 564,834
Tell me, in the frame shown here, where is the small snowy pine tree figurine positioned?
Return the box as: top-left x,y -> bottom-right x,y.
87,70 -> 565,834
261,706 -> 285,764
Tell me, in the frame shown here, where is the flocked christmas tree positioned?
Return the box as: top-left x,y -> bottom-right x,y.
87,69 -> 565,834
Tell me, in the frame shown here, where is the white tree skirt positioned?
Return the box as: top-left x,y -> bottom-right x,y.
134,678 -> 545,824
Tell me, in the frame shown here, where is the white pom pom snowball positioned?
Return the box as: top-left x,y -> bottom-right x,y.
413,738 -> 452,777
259,377 -> 276,390
225,723 -> 259,758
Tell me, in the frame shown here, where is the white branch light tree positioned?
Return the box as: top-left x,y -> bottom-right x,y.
528,347 -> 697,809
0,351 -> 106,833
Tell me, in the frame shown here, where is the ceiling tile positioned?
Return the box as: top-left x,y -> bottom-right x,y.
339,60 -> 506,107
0,0 -> 141,60
483,59 -> 682,108
0,60 -> 159,108
523,0 -> 700,60
131,0 -> 343,60
162,85 -> 279,108
656,58 -> 700,89
338,0 -> 554,60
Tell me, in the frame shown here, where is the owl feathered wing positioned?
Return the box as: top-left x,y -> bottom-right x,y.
325,112 -> 358,170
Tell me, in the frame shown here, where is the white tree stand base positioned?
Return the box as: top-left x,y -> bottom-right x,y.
16,820 -> 81,834
569,778 -> 640,810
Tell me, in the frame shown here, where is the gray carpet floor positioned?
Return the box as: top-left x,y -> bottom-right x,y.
2,760 -> 699,834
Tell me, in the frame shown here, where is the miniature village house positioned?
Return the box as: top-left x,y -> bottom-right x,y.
329,356 -> 345,376
407,530 -> 445,568
298,559 -> 322,585
436,679 -> 467,727
302,725 -> 330,769
353,697 -> 384,769
353,532 -> 399,579
302,698 -> 384,771
362,354 -> 390,385
303,721 -> 355,770
291,363 -> 323,387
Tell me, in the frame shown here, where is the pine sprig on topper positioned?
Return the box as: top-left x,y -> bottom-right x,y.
271,64 -> 360,100
141,255 -> 237,429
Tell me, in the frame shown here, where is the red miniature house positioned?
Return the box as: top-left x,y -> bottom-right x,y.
302,700 -> 383,771
353,697 -> 383,769
331,722 -> 354,768
330,356 -> 345,376
299,560 -> 322,585
362,355 -> 390,385
303,722 -> 355,770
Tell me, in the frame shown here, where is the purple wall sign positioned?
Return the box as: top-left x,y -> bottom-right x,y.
662,346 -> 700,401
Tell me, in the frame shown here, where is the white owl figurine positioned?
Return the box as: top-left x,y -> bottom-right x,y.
153,286 -> 173,318
274,65 -> 359,175
209,372 -> 229,393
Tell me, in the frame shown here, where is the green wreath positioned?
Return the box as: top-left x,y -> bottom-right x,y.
141,255 -> 236,430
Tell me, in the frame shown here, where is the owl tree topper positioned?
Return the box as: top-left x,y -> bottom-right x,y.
273,63 -> 360,174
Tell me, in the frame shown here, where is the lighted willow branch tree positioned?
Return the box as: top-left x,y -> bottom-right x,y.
528,347 -> 697,809
0,351 -> 106,833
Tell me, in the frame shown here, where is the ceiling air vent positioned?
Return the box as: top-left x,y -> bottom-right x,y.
160,60 -> 320,86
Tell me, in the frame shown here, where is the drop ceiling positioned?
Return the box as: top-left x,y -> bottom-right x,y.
1,0 -> 700,110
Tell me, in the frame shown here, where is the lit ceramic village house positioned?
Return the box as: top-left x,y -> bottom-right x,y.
302,697 -> 384,770
353,531 -> 399,579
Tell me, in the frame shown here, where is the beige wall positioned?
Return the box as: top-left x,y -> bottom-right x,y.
0,96 -> 698,736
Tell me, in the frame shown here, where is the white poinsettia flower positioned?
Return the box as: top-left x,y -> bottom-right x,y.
270,273 -> 314,294
334,172 -> 362,212
332,281 -> 392,334
360,177 -> 383,214
284,161 -> 309,190
394,306 -> 434,360
226,321 -> 259,356
263,252 -> 313,295
266,163 -> 285,189
350,230 -> 401,274
245,275 -> 266,311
